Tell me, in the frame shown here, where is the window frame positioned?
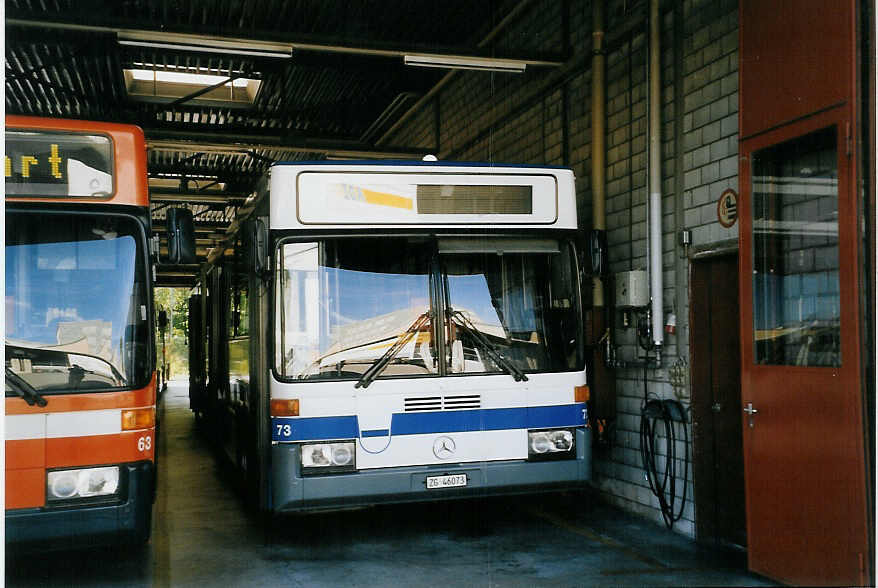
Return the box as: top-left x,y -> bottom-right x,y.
750,125 -> 842,368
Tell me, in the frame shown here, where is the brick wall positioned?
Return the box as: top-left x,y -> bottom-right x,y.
385,0 -> 740,539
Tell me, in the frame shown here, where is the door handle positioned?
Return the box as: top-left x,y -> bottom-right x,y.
744,402 -> 758,428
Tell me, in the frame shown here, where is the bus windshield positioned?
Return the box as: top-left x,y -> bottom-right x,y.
5,213 -> 150,393
275,237 -> 581,381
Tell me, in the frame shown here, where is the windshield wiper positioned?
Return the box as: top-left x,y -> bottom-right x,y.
6,342 -> 125,386
355,311 -> 432,389
5,368 -> 48,407
447,309 -> 528,382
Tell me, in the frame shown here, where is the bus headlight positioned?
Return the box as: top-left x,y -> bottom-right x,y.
301,441 -> 356,474
47,466 -> 120,501
527,429 -> 575,460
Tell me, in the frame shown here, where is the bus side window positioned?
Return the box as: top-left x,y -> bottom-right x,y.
228,279 -> 249,339
227,266 -> 250,404
548,245 -> 579,369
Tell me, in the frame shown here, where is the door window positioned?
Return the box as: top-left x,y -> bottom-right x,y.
751,126 -> 840,366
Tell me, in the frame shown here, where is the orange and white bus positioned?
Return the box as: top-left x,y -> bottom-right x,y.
5,116 -> 158,547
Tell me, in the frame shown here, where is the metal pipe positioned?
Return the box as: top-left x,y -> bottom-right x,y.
672,0 -> 687,359
648,0 -> 664,351
591,0 -> 607,307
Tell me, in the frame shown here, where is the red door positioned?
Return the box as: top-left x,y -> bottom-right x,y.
739,108 -> 869,585
739,1 -> 869,583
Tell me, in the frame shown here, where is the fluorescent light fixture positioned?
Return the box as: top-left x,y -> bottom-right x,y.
118,31 -> 293,59
130,69 -> 250,87
404,54 -> 526,73
123,67 -> 262,107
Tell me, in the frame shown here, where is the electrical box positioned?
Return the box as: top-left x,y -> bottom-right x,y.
615,270 -> 649,308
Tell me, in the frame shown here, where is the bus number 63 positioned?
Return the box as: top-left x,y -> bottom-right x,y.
138,436 -> 152,452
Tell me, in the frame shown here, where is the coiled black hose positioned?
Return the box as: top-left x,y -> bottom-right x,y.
640,392 -> 689,529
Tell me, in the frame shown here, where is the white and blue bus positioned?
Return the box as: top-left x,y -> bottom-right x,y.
189,161 -> 590,513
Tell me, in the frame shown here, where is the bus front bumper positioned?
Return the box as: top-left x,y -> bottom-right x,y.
5,462 -> 154,548
272,428 -> 590,512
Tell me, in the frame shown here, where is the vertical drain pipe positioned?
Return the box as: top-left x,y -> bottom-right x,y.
590,0 -> 617,427
648,0 -> 664,355
673,0 -> 687,363
592,0 -> 606,310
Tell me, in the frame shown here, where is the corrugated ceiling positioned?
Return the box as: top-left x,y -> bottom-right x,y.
5,0 -> 562,284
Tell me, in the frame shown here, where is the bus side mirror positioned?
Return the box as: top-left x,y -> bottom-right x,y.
166,208 -> 196,265
248,217 -> 269,275
157,309 -> 169,332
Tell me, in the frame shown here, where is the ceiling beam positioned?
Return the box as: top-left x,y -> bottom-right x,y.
146,133 -> 425,159
158,246 -> 218,258
152,225 -> 228,235
155,237 -> 221,246
150,191 -> 248,204
5,18 -> 562,68
154,265 -> 202,287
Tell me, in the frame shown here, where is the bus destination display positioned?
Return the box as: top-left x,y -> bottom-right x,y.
5,130 -> 114,198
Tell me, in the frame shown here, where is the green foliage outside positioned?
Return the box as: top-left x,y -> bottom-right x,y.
154,287 -> 192,380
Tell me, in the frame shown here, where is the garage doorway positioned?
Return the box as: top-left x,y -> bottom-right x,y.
690,252 -> 746,549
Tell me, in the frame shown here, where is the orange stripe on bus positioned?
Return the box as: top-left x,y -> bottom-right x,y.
5,373 -> 156,415
6,439 -> 45,470
6,468 -> 45,509
46,430 -> 155,468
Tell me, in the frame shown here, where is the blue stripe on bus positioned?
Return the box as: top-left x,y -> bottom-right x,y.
272,415 -> 358,442
526,404 -> 588,429
391,404 -> 586,435
271,403 -> 587,442
389,409 -> 484,435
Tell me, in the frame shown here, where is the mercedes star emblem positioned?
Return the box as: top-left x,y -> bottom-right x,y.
433,436 -> 456,459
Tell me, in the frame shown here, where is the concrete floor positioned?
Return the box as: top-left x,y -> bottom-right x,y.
6,380 -> 774,587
